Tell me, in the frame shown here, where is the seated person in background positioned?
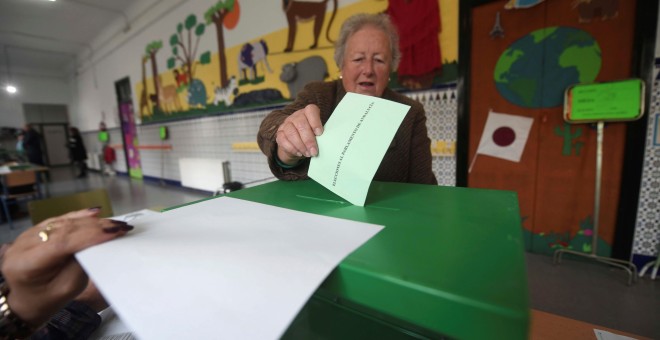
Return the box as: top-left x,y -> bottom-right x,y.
257,13 -> 437,185
0,208 -> 133,339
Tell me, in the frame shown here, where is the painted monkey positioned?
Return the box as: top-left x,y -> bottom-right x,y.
282,0 -> 338,53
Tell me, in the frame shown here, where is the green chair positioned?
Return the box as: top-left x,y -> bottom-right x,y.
28,189 -> 113,225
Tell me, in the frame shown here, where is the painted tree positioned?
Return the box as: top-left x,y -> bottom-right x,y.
145,40 -> 163,109
167,14 -> 210,82
205,0 -> 239,88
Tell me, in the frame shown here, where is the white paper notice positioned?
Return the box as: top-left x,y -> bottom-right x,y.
110,209 -> 160,223
308,92 -> 409,206
77,197 -> 383,340
594,329 -> 638,340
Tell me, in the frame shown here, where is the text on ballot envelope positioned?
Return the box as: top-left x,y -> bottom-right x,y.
309,92 -> 409,206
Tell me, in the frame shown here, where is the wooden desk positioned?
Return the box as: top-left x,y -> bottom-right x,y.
0,163 -> 50,198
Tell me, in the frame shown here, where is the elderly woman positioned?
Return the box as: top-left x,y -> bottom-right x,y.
258,13 -> 437,185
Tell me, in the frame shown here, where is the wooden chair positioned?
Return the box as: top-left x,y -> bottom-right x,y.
0,170 -> 39,229
28,188 -> 113,226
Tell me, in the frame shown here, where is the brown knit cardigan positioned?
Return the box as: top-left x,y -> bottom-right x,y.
257,80 -> 438,185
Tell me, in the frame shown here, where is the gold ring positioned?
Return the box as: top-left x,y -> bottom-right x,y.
38,223 -> 54,242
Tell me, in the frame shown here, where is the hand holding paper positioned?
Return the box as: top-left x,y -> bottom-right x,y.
308,92 -> 410,206
275,104 -> 324,165
77,197 -> 383,340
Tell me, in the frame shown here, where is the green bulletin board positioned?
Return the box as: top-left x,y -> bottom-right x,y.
564,79 -> 645,123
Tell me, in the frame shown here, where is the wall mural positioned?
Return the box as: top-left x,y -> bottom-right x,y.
136,0 -> 458,123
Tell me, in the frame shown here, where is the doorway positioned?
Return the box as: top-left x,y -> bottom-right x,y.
23,103 -> 70,166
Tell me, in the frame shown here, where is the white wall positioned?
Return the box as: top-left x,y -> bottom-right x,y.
0,72 -> 71,128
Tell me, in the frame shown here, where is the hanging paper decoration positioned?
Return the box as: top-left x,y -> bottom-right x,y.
504,0 -> 545,10
386,0 -> 442,90
469,110 -> 534,172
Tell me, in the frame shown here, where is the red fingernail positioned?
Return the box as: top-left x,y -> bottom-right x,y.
103,226 -> 121,233
104,224 -> 134,233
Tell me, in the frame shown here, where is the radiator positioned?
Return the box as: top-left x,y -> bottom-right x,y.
178,158 -> 226,193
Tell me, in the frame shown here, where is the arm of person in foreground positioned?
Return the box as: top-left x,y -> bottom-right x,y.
0,209 -> 132,339
29,281 -> 109,340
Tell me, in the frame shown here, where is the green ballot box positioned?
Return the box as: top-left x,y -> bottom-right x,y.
225,180 -> 530,339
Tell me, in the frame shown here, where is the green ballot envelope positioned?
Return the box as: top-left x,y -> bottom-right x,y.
225,180 -> 530,339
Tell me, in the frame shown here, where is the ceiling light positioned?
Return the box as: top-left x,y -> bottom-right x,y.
3,46 -> 17,94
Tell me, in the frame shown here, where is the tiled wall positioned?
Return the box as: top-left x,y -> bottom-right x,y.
84,87 -> 460,189
136,111 -> 274,187
409,88 -> 458,186
631,65 -> 660,258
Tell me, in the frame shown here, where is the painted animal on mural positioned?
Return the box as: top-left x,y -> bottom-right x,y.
233,89 -> 284,107
279,56 -> 328,100
574,0 -> 619,22
187,78 -> 207,109
282,0 -> 338,52
238,40 -> 272,82
155,76 -> 181,114
213,76 -> 239,107
173,68 -> 190,93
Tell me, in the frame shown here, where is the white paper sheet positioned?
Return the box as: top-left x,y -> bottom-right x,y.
91,209 -> 161,340
77,197 -> 383,340
110,209 -> 160,223
594,329 -> 638,340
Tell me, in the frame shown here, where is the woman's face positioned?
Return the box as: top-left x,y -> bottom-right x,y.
340,25 -> 391,97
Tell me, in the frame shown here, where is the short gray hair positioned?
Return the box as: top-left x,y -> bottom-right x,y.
333,13 -> 400,72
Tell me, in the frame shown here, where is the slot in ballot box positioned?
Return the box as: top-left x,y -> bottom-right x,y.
223,180 -> 530,339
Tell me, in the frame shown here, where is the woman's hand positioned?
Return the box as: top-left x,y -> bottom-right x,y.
1,209 -> 133,328
275,104 -> 324,166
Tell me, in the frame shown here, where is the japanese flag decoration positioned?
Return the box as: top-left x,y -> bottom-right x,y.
469,110 -> 534,172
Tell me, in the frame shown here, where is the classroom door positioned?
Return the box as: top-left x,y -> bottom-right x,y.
41,124 -> 70,166
466,0 -> 637,256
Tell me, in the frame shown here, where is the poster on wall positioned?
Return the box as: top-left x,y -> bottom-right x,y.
134,0 -> 458,123
119,102 -> 143,179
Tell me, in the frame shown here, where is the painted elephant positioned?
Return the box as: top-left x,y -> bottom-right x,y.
279,55 -> 328,99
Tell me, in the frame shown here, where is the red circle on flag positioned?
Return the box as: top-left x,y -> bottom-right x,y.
492,127 -> 516,146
